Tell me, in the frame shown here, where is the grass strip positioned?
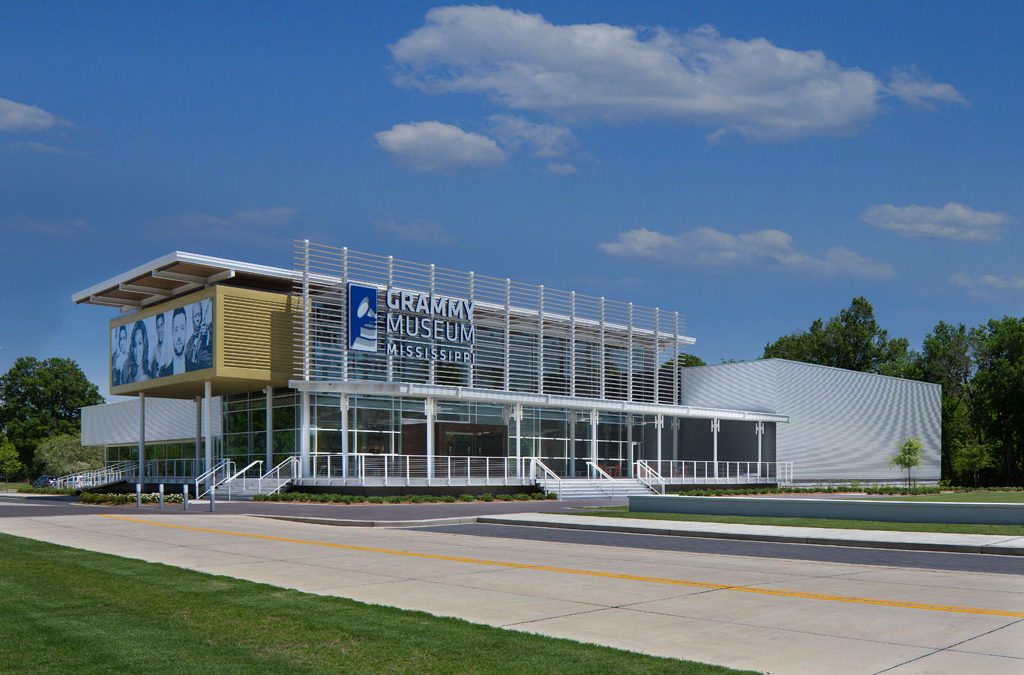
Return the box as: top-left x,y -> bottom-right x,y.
0,532 -> 747,674
575,507 -> 1024,536
869,492 -> 1024,503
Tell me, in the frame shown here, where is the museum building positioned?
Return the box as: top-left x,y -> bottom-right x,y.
73,241 -> 941,497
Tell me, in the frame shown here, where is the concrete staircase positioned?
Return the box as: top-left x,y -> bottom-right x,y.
537,478 -> 656,500
215,477 -> 292,501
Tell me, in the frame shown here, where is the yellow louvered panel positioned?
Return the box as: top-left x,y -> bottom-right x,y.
220,289 -> 296,380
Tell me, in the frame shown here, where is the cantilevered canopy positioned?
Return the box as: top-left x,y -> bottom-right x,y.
72,251 -> 297,311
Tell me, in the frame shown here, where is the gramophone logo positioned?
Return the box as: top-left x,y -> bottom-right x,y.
348,283 -> 378,352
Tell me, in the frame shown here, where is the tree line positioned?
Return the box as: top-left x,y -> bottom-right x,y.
0,357 -> 104,480
760,297 -> 1023,486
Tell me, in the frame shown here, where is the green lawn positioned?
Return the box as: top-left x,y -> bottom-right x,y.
869,491 -> 1024,503
575,507 -> 1024,536
0,533 -> 749,674
0,481 -> 30,492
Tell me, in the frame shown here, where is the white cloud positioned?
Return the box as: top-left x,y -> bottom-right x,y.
390,7 -> 961,140
155,207 -> 295,247
950,273 -> 1024,292
375,216 -> 457,244
1,216 -> 92,236
0,96 -> 65,132
10,140 -> 66,154
887,66 -> 968,108
599,227 -> 894,279
545,162 -> 577,175
374,121 -> 505,172
862,202 -> 1009,242
488,115 -> 573,157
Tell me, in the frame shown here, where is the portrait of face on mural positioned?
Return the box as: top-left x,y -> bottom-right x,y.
111,298 -> 213,385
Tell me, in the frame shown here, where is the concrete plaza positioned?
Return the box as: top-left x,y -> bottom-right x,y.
0,506 -> 1021,674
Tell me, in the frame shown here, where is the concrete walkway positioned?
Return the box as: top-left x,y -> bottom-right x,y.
0,509 -> 1022,674
478,512 -> 1024,556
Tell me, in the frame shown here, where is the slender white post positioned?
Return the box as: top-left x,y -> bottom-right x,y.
655,414 -> 664,475
340,394 -> 350,479
711,418 -> 720,479
537,285 -> 544,394
425,397 -> 435,480
590,408 -> 598,472
299,390 -> 311,478
204,381 -> 213,489
626,415 -> 633,477
137,392 -> 146,507
503,279 -> 511,391
513,404 -> 523,477
755,421 -> 764,480
194,396 -> 201,476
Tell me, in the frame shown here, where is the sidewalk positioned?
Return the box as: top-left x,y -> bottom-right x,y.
476,512 -> 1024,556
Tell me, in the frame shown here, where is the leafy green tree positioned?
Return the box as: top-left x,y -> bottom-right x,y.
0,436 -> 24,487
0,357 -> 104,470
762,297 -> 915,376
890,436 -> 923,488
916,321 -> 974,480
951,440 -> 995,487
34,433 -> 104,476
969,317 -> 1024,485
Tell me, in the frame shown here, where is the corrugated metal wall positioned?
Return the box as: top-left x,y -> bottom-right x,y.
82,397 -> 223,446
682,359 -> 941,481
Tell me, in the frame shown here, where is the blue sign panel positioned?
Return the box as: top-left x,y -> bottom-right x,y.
348,283 -> 378,352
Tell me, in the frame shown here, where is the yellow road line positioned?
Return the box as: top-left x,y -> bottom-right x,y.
99,514 -> 1024,619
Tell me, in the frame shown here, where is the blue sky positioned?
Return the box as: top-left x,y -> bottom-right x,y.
2,1 -> 1022,396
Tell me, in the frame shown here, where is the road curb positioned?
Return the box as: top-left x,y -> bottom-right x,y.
253,514 -> 480,528
476,516 -> 1024,556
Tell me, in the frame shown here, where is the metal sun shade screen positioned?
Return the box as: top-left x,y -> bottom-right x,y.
292,241 -> 688,404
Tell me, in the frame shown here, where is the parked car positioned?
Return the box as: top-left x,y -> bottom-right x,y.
31,475 -> 55,488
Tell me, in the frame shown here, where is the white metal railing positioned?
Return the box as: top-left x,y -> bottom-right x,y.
585,461 -> 615,481
648,461 -> 794,485
221,460 -> 264,500
54,461 -> 136,490
194,460 -> 234,499
311,453 -> 534,487
530,457 -> 562,500
258,456 -> 299,495
634,460 -> 666,494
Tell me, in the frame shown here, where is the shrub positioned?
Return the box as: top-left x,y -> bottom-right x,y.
513,493 -> 531,501
458,494 -> 475,502
496,494 -> 513,501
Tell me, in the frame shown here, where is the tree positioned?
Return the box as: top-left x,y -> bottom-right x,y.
34,433 -> 104,476
951,440 -> 995,487
0,357 -> 103,470
891,436 -> 923,488
916,322 -> 974,481
0,436 -> 24,488
762,297 -> 915,376
969,317 -> 1024,485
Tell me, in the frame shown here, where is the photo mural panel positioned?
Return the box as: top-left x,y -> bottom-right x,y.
110,297 -> 214,386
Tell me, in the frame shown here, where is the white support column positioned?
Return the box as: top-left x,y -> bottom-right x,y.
137,392 -> 146,489
672,417 -> 680,461
299,390 -> 311,479
194,396 -> 202,473
264,386 -> 273,469
590,408 -> 599,471
428,264 -> 436,385
673,312 -> 680,405
512,403 -> 523,477
425,397 -> 436,480
755,421 -> 765,478
203,381 -> 213,488
711,418 -> 720,479
340,394 -> 350,479
626,414 -> 633,478
655,414 -> 664,474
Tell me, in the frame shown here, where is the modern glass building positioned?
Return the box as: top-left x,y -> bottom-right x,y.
74,242 -> 940,496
